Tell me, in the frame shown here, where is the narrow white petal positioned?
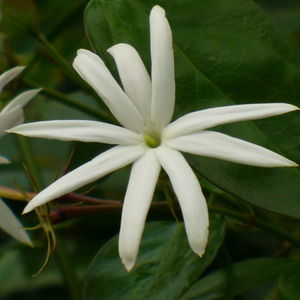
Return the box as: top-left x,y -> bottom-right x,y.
156,146 -> 209,257
119,149 -> 161,271
1,89 -> 42,114
0,66 -> 25,94
8,120 -> 143,145
0,155 -> 10,164
166,130 -> 298,167
150,6 -> 175,130
23,145 -> 146,213
0,198 -> 33,246
164,103 -> 299,139
108,44 -> 152,124
73,49 -> 145,133
0,105 -> 24,137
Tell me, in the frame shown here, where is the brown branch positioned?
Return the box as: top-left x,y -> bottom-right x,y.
50,202 -> 169,225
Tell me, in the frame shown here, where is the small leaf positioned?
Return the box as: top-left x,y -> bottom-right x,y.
0,0 -> 40,37
84,214 -> 225,300
180,258 -> 295,300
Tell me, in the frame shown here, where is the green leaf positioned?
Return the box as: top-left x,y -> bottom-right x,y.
84,214 -> 225,300
0,0 -> 40,37
84,0 -> 300,219
278,262 -> 300,300
180,258 -> 295,300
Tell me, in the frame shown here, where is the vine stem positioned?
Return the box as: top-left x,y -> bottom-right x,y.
15,135 -> 44,190
36,33 -> 84,89
23,78 -> 115,123
1,185 -> 300,249
35,33 -> 104,106
209,206 -> 300,248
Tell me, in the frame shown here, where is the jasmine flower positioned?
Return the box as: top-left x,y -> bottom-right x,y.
9,6 -> 298,270
0,66 -> 40,245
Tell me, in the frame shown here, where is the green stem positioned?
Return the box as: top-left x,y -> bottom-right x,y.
15,135 -> 44,190
209,206 -> 300,248
23,78 -> 115,123
50,201 -> 300,249
36,33 -> 83,87
54,234 -> 81,300
35,33 -> 102,105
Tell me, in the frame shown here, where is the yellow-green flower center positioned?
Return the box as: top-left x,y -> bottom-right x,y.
144,134 -> 160,148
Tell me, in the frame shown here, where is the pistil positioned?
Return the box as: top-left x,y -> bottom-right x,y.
144,134 -> 159,148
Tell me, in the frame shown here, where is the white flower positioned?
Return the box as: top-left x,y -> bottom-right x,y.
8,6 -> 298,270
0,66 -> 40,246
0,198 -> 33,246
0,66 -> 42,163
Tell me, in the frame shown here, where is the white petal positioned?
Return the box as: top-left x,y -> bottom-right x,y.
23,144 -> 146,213
150,6 -> 175,130
119,149 -> 161,271
108,44 -> 152,124
1,89 -> 42,115
0,105 -> 24,138
156,146 -> 209,257
0,66 -> 25,94
0,155 -> 10,164
164,103 -> 299,139
166,130 -> 298,167
0,198 -> 33,246
73,49 -> 145,133
8,120 -> 143,145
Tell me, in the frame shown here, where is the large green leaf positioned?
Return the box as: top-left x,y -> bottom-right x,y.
84,214 -> 225,300
84,0 -> 300,218
180,258 -> 295,300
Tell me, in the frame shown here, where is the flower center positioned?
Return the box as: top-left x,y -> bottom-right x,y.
144,134 -> 160,148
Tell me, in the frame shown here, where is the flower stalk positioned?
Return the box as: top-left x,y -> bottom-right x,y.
1,184 -> 300,250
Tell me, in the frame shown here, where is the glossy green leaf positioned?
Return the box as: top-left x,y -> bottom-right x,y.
85,0 -> 300,218
84,214 -> 225,300
0,0 -> 40,37
180,258 -> 294,300
278,262 -> 300,300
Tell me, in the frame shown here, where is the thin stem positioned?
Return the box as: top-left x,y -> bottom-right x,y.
15,135 -> 44,190
0,185 -> 118,204
36,33 -> 104,105
50,202 -> 168,225
54,234 -> 82,300
36,33 -> 84,89
255,218 -> 300,248
0,185 -> 35,200
23,78 -> 115,123
209,206 -> 300,248
1,183 -> 300,249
